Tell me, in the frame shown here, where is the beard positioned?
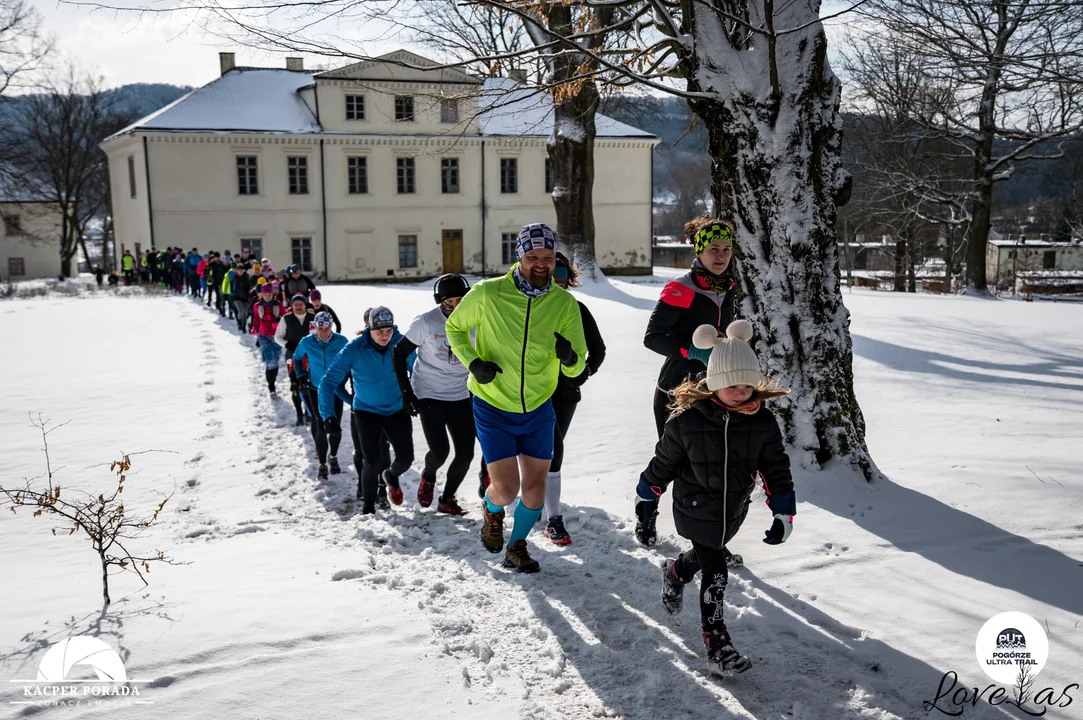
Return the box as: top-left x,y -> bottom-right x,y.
527,265 -> 552,289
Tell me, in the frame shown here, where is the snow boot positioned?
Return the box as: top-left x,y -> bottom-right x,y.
381,469 -> 404,505
544,515 -> 572,546
481,502 -> 506,553
724,547 -> 743,569
702,628 -> 752,676
417,470 -> 436,508
317,464 -> 329,481
503,540 -> 540,574
329,456 -> 341,475
437,496 -> 468,516
661,559 -> 685,615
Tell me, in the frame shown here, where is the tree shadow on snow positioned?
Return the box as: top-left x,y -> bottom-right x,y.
851,334 -> 1083,394
806,475 -> 1083,618
576,275 -> 660,312
514,506 -> 938,720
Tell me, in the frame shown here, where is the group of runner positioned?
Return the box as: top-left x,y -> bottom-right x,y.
177,217 -> 795,677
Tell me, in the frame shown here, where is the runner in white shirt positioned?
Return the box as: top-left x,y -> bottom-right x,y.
392,274 -> 475,516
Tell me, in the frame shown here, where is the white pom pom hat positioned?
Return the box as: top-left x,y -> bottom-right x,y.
692,319 -> 762,392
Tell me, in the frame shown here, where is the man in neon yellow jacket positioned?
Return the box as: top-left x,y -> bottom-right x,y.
446,223 -> 587,573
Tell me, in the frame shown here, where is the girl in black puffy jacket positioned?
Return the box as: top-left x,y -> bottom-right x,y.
634,319 -> 796,677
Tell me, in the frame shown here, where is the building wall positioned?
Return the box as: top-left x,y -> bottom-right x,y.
104,130 -> 655,281
987,243 -> 1083,286
0,202 -> 63,280
107,136 -> 153,265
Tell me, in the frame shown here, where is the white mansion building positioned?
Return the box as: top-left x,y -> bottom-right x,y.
103,50 -> 658,280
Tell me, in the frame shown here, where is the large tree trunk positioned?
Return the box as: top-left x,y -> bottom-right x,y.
689,4 -> 875,479
548,87 -> 598,267
894,236 -> 906,291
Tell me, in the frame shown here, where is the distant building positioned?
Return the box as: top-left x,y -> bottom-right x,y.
0,172 -> 63,281
102,50 -> 659,280
985,231 -> 1083,290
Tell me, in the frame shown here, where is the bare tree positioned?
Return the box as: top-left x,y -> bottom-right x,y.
406,0 -> 533,80
6,68 -> 131,277
850,0 -> 1083,293
0,0 -> 52,97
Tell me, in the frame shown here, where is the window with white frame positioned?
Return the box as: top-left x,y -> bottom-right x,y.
237,155 -> 259,195
397,157 -> 416,194
241,238 -> 262,258
345,94 -> 365,121
292,237 -> 313,272
288,156 -> 309,195
501,233 -> 517,265
441,158 -> 459,194
440,99 -> 459,123
348,156 -> 368,194
394,96 -> 415,121
500,158 -> 518,194
398,234 -> 418,268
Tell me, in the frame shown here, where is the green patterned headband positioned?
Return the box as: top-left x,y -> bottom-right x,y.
694,224 -> 733,254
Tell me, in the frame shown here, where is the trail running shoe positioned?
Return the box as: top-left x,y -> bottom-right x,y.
544,516 -> 572,546
329,456 -> 341,475
503,540 -> 540,573
317,464 -> 328,482
481,502 -> 506,553
381,469 -> 403,505
376,483 -> 390,510
417,470 -> 436,508
437,496 -> 468,516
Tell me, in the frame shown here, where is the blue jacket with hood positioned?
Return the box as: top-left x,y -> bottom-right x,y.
318,328 -> 415,419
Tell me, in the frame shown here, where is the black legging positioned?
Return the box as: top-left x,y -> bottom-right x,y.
350,410 -> 390,481
353,409 -> 413,510
286,351 -> 305,419
674,541 -> 729,632
418,397 -> 476,500
305,387 -> 342,464
550,395 -> 579,473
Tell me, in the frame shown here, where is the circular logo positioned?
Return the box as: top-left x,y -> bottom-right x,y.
36,637 -> 127,682
975,612 -> 1048,684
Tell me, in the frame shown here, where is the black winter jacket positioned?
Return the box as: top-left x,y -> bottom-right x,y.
642,397 -> 793,549
643,270 -> 734,391
283,274 -> 316,298
232,272 -> 253,300
552,300 -> 606,405
280,311 -> 315,353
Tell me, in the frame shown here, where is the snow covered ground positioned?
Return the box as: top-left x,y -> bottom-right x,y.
1,276 -> 1081,719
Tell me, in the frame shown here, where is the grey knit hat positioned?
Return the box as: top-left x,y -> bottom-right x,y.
692,320 -> 762,392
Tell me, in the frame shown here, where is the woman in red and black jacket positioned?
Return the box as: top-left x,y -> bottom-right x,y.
644,217 -> 736,438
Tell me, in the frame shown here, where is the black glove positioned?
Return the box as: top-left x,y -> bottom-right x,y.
634,497 -> 659,546
323,415 -> 341,436
296,376 -> 311,394
763,514 -> 792,545
402,389 -> 422,417
554,332 -> 578,367
469,359 -> 503,384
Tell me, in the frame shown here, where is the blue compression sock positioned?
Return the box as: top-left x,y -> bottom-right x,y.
485,491 -> 504,515
508,499 -> 543,544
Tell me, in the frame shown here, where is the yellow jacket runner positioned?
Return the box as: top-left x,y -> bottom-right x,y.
446,266 -> 587,413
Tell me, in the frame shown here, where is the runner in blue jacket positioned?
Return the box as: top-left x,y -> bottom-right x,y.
294,312 -> 349,481
318,306 -> 416,514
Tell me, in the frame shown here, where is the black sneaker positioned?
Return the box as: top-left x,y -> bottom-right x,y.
661,560 -> 685,615
376,484 -> 390,510
544,516 -> 572,546
702,628 -> 752,676
317,464 -> 328,482
481,502 -> 505,553
503,540 -> 540,573
329,456 -> 341,474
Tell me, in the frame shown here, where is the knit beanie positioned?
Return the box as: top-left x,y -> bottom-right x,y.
515,223 -> 558,259
692,319 -> 762,392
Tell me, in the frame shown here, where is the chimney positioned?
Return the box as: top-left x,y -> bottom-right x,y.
286,57 -> 304,71
508,69 -> 527,83
219,52 -> 236,76
1019,234 -> 1026,244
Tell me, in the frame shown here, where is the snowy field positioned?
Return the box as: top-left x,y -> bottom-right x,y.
2,274 -> 1081,719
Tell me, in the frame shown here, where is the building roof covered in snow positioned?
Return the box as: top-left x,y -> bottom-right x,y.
106,69 -> 321,139
106,58 -> 654,141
